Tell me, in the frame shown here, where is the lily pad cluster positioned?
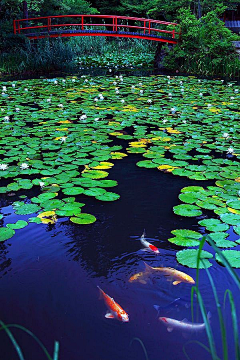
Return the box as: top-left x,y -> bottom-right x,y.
0,75 -> 239,267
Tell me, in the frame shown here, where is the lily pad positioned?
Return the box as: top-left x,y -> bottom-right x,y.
62,187 -> 84,195
6,220 -> 28,229
220,213 -> 240,226
176,249 -> 213,268
14,203 -> 41,215
216,250 -> 240,268
0,227 -> 15,241
70,213 -> 96,224
173,204 -> 202,217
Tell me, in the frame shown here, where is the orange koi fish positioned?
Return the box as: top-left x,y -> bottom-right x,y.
144,263 -> 195,285
97,286 -> 129,322
140,230 -> 159,254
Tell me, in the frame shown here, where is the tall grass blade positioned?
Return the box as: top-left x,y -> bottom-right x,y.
53,341 -> 59,360
130,337 -> 149,360
224,290 -> 240,360
183,340 -> 213,360
191,287 -> 219,359
0,320 -> 25,360
205,267 -> 228,360
0,324 -> 54,360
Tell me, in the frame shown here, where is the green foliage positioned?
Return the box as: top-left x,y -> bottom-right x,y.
163,8 -> 240,77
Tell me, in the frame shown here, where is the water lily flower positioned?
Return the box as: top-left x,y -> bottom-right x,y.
183,120 -> 187,124
140,90 -> 144,95
84,79 -> 88,82
207,104 -> 212,108
54,80 -> 58,84
167,76 -> 170,79
4,116 -> 9,121
2,86 -> 6,92
16,108 -> 20,112
228,83 -> 233,87
147,99 -> 152,103
62,79 -> 66,82
139,82 -> 143,86
116,90 -> 120,94
58,104 -> 63,108
94,97 -> 98,102
180,81 -> 183,85
121,99 -> 125,103
199,93 -> 203,96
94,118 -> 99,121
113,81 -> 117,85
109,69 -> 112,72
171,107 -> 176,114
181,88 -> 184,92
72,79 -> 76,82
168,93 -> 172,97
60,137 -> 67,143
0,164 -> 8,170
227,147 -> 234,154
162,119 -> 168,124
12,83 -> 16,88
234,89 -> 239,93
99,94 -> 104,100
230,97 -> 234,100
131,85 -> 135,89
24,88 -> 28,91
39,181 -> 45,188
47,98 -> 51,102
20,163 -> 29,170
80,114 -> 87,120
223,132 -> 229,138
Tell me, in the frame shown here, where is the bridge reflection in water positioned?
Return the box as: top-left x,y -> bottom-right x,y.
13,14 -> 180,44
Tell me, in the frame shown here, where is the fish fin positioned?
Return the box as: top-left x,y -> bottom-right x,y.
173,281 -> 181,286
153,305 -> 161,317
141,229 -> 146,239
97,285 -> 104,299
139,279 -> 147,284
143,262 -> 153,272
207,311 -> 211,323
105,312 -> 115,319
167,327 -> 173,333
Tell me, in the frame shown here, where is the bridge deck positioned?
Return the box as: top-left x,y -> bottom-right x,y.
13,15 -> 179,44
25,29 -> 177,43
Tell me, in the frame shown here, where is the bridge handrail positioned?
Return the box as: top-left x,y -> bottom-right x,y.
13,14 -> 179,40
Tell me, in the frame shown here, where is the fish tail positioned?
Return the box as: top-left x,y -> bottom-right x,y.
153,305 -> 161,317
141,229 -> 146,239
207,311 -> 211,322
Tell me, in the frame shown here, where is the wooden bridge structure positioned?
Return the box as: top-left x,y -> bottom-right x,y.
13,15 -> 180,44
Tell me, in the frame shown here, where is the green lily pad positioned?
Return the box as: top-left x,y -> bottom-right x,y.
136,160 -> 158,168
14,203 -> 41,215
220,213 -> 240,226
28,217 -> 42,224
95,192 -> 120,201
82,170 -> 108,179
70,213 -> 96,224
176,249 -> 213,268
216,250 -> 240,268
6,220 -> 28,229
84,188 -> 106,197
173,204 -> 202,217
0,227 -> 15,241
62,187 -> 84,195
226,200 -> 240,210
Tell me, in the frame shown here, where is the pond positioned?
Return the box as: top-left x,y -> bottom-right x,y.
0,74 -> 239,360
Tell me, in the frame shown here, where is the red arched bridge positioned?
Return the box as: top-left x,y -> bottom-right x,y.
13,15 -> 179,44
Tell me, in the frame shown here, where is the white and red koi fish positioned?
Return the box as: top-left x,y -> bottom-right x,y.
97,286 -> 129,322
140,230 -> 159,254
159,312 -> 211,332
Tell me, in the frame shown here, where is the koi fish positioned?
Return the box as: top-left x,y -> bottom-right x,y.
144,263 -> 195,285
154,297 -> 190,313
159,312 -> 211,332
97,286 -> 129,322
140,230 -> 159,254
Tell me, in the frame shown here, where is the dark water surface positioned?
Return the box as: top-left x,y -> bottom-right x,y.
1,153 -> 239,360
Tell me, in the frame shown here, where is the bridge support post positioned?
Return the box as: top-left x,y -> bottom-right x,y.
154,42 -> 174,69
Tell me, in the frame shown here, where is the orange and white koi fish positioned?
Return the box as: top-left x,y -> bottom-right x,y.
159,312 -> 210,332
97,286 -> 129,322
140,230 -> 159,254
144,263 -> 195,285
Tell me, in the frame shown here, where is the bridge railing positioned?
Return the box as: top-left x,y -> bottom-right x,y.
13,15 -> 180,41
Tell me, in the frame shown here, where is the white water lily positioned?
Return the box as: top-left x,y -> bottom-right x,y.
199,93 -> 203,96
116,90 -> 120,94
0,164 -> 8,170
168,93 -> 172,97
234,89 -> 239,93
54,80 -> 58,84
58,104 -> 63,108
121,99 -> 125,103
167,76 -> 170,79
16,108 -> 20,112
207,104 -> 212,108
131,85 -> 135,89
20,163 -> 29,170
171,107 -> 176,114
227,147 -> 234,154
230,97 -> 234,100
139,82 -> 143,86
60,137 -> 67,143
113,81 -> 117,85
162,119 -> 168,124
84,79 -> 88,82
4,116 -> 9,121
183,120 -> 187,124
181,88 -> 184,92
94,118 -> 99,121
24,88 -> 28,92
223,132 -> 229,138
12,83 -> 16,88
94,97 -> 98,102
72,78 -> 76,82
39,181 -> 45,188
140,90 -> 144,95
47,98 -> 51,102
2,86 -> 6,92
147,99 -> 152,103
80,114 -> 87,120
109,69 -> 112,72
